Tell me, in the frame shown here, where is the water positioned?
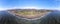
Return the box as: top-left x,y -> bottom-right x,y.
0,10 -> 60,24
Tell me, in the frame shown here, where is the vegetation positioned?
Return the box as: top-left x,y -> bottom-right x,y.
8,9 -> 52,18
7,9 -> 54,24
16,11 -> 38,15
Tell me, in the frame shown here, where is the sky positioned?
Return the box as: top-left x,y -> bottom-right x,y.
0,0 -> 60,10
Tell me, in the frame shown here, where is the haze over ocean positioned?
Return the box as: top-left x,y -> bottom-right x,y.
0,0 -> 60,10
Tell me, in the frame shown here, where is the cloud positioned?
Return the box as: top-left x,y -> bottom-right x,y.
0,8 -> 12,11
0,8 -> 7,11
0,7 -> 60,11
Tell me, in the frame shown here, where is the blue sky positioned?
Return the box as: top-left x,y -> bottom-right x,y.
0,0 -> 60,10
